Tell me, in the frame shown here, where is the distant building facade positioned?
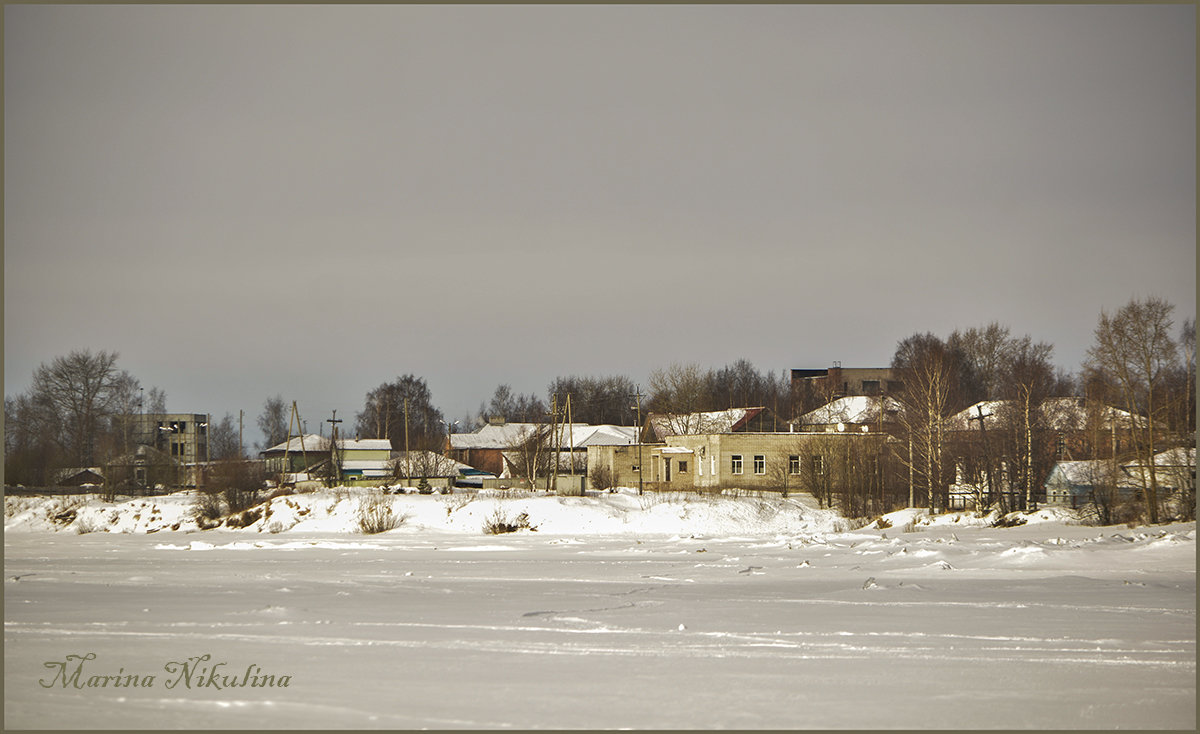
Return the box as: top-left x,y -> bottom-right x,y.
116,413 -> 210,464
791,366 -> 901,401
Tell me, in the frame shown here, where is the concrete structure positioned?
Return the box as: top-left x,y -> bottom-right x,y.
117,413 -> 210,464
791,366 -> 900,400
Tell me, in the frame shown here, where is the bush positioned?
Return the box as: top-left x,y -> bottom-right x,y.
590,466 -> 615,491
874,516 -> 892,530
483,506 -> 534,534
193,491 -> 225,523
225,507 -> 263,528
992,513 -> 1028,528
74,514 -> 106,534
357,492 -> 404,534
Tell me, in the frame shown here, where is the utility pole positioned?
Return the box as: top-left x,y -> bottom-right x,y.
326,410 -> 343,486
404,397 -> 411,488
239,410 -> 244,459
283,401 -> 309,482
632,387 -> 644,496
566,393 -> 574,478
550,394 -> 561,492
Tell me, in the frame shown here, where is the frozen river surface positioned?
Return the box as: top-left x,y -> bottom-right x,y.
4,495 -> 1196,729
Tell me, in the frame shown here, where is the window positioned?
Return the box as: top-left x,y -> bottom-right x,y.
753,455 -> 765,474
789,455 -> 800,475
632,465 -> 640,473
171,443 -> 180,456
811,455 -> 824,476
678,461 -> 688,473
862,380 -> 880,394
731,455 -> 743,475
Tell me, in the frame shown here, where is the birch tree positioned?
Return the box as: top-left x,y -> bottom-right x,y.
891,334 -> 974,512
996,337 -> 1057,510
1085,297 -> 1179,524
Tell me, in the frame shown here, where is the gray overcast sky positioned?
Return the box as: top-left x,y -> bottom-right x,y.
5,4 -> 1195,444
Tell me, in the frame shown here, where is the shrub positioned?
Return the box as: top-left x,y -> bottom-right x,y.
225,507 -> 263,528
875,516 -> 892,530
442,494 -> 474,516
483,506 -> 534,534
74,514 -> 106,534
992,513 -> 1028,528
590,465 -> 615,491
357,492 -> 404,534
192,491 -> 225,523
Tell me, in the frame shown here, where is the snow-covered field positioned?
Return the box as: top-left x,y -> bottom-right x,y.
5,488 -> 1195,730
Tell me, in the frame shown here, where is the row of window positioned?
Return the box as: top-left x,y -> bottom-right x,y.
666,454 -> 824,476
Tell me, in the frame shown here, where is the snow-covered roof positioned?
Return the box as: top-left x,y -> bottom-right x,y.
800,396 -> 901,426
647,408 -> 762,440
1150,447 -> 1196,467
261,435 -> 391,455
339,438 -> 392,452
570,424 -> 639,446
1122,447 -> 1196,470
261,434 -> 328,454
450,423 -> 539,450
451,423 -> 639,450
948,398 -> 1143,431
54,467 -> 104,483
1046,458 -> 1137,486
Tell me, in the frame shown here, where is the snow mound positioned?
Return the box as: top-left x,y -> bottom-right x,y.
5,489 -> 845,538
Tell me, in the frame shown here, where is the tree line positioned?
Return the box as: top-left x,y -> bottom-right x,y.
7,296 -> 1194,525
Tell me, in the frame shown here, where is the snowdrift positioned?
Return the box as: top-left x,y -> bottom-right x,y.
2,486 -> 1128,539
6,487 -> 853,537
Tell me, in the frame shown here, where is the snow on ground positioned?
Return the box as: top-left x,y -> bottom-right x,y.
4,488 -> 1195,730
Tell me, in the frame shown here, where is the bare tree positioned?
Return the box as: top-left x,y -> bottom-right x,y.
477,384 -> 546,424
504,424 -> 553,490
546,375 -> 636,425
208,413 -> 243,461
4,392 -> 62,485
257,395 -> 289,450
1085,297 -> 1179,524
146,387 -> 168,415
950,323 -> 1015,401
996,337 -> 1058,510
648,362 -> 716,434
355,375 -> 444,452
29,349 -> 126,467
891,334 -> 974,512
